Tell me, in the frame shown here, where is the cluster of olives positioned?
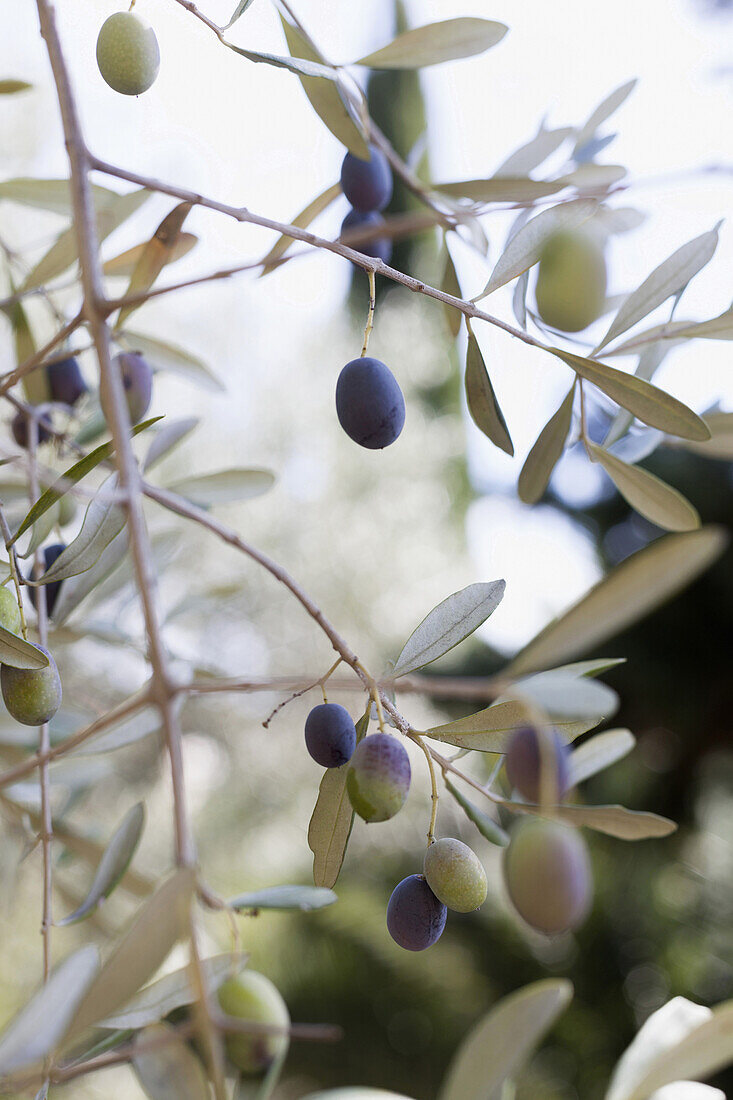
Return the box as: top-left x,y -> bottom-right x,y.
339,144 -> 393,265
0,588 -> 62,727
305,708 -> 593,946
96,11 -> 160,97
535,227 -> 607,333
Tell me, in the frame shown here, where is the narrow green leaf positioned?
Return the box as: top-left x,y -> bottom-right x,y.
143,418 -> 199,472
444,777 -> 509,846
518,384 -> 575,503
435,178 -> 564,204
393,580 -> 506,679
439,979 -> 573,1100
103,233 -> 198,278
224,40 -> 338,80
52,529 -> 129,625
589,443 -> 700,532
569,728 -> 635,786
119,331 -> 224,392
224,0 -> 257,29
133,1023 -> 210,1100
164,468 -> 275,508
116,203 -> 192,327
0,80 -> 32,94
596,224 -> 722,351
22,189 -> 150,292
308,709 -> 368,888
552,347 -> 710,442
574,79 -> 637,154
356,18 -> 508,69
502,799 -> 676,840
34,478 -> 126,584
508,667 -> 619,720
440,242 -> 463,337
12,417 -> 161,543
480,199 -> 598,297
18,502 -> 61,561
99,954 -> 245,1030
0,945 -> 99,1075
0,178 -> 118,216
280,18 -> 369,158
426,701 -> 597,753
675,308 -> 733,341
228,885 -> 337,911
495,125 -> 574,177
508,527 -> 728,675
260,182 -> 342,276
0,625 -> 50,670
559,164 -> 627,191
673,411 -> 733,460
465,334 -> 513,455
57,803 -> 145,926
603,342 -> 675,446
66,868 -> 195,1041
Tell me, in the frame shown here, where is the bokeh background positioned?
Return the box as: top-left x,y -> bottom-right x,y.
1,1 -> 733,1097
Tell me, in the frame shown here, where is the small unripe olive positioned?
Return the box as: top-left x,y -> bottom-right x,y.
96,12 -> 160,97
0,588 -> 21,636
346,733 -> 410,823
535,228 -> 607,332
217,971 -> 289,1075
1,646 -> 62,727
423,837 -> 488,913
503,818 -> 592,935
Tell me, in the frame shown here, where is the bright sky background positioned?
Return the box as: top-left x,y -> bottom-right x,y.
2,0 -> 732,653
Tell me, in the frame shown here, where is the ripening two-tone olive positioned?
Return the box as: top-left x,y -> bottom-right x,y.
505,726 -> 571,804
535,228 -> 607,333
387,874 -> 447,951
336,358 -> 405,450
346,733 -> 410,823
340,145 -> 393,213
101,352 -> 153,426
217,971 -> 290,1075
96,12 -> 161,96
0,588 -> 21,636
1,646 -> 62,727
47,356 -> 87,407
503,818 -> 592,935
423,838 -> 487,913
305,703 -> 357,768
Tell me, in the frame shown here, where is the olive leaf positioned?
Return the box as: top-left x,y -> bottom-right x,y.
518,383 -> 575,504
0,945 -> 100,1076
0,177 -> 118,216
56,803 -> 145,926
228,885 -> 337,911
52,528 -> 130,625
392,579 -> 506,678
12,416 -> 161,543
308,708 -> 368,888
426,701 -> 597,753
0,625 -> 50,671
588,443 -> 700,532
479,198 -> 598,298
569,728 -> 636,786
551,347 -> 710,442
673,411 -> 733,460
103,232 -> 198,278
440,241 -> 463,337
33,477 -> 126,584
143,418 -> 199,472
164,468 -> 275,508
133,1023 -> 211,1100
509,526 -> 727,676
224,41 -> 338,81
439,979 -> 573,1100
356,18 -> 508,69
507,667 -> 619,720
495,124 -> 574,178
444,777 -> 509,847
115,203 -> 193,327
260,182 -> 342,276
502,799 -> 676,840
434,178 -> 564,204
224,0 -> 257,29
0,80 -> 32,94
99,954 -> 246,1030
596,224 -> 722,352
465,333 -> 513,455
66,868 -> 195,1041
280,18 -> 369,158
574,79 -> 637,155
119,331 -> 224,392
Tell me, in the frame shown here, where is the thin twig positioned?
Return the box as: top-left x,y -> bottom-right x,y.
360,269 -> 376,357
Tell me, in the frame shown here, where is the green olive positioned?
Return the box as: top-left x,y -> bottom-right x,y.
1,646 -> 62,727
96,12 -> 160,96
423,837 -> 487,913
217,971 -> 289,1075
535,228 -> 607,332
